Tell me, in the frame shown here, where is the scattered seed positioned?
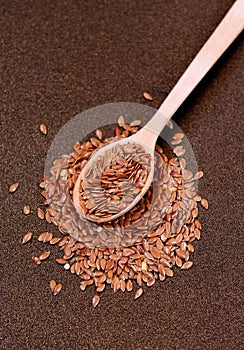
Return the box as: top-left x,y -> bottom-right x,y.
39,251 -> 51,261
23,205 -> 31,215
56,258 -> 67,265
194,228 -> 201,240
49,279 -> 56,291
50,237 -> 61,245
95,129 -> 103,140
143,92 -> 153,101
22,232 -> 33,244
201,198 -> 209,209
32,256 -> 41,265
44,232 -> 53,243
38,232 -> 46,242
9,182 -> 19,193
194,195 -> 201,202
92,295 -> 100,307
181,261 -> 193,270
40,124 -> 47,135
39,181 -> 45,189
37,207 -> 45,220
194,171 -> 204,180
53,283 -> 62,295
38,232 -> 53,243
135,287 -> 143,299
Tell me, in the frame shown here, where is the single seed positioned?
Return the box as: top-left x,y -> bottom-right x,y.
58,237 -> 68,247
118,116 -> 125,126
95,129 -> 103,140
194,195 -> 202,202
143,92 -> 153,101
22,232 -> 33,244
165,268 -> 173,277
176,256 -> 182,267
32,256 -> 41,265
49,279 -> 56,291
37,207 -> 45,220
194,171 -> 204,180
201,198 -> 209,209
194,228 -> 201,240
23,205 -> 31,215
40,124 -> 47,135
56,258 -> 67,265
92,295 -> 100,307
126,279 -> 133,291
39,251 -> 51,261
9,182 -> 19,193
135,287 -> 143,299
38,232 -> 47,242
181,261 -> 193,270
43,232 -> 53,243
53,283 -> 62,295
50,237 -> 61,245
39,181 -> 45,189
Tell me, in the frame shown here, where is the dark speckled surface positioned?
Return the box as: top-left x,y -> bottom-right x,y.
1,1 -> 243,349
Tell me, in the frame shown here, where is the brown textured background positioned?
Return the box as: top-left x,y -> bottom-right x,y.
1,1 -> 243,349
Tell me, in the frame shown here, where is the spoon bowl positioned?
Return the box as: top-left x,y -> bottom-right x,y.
73,127 -> 157,222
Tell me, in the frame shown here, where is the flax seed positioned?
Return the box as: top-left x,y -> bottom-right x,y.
53,283 -> 62,295
56,258 -> 67,265
181,261 -> 193,270
37,207 -> 45,220
22,115 -> 208,307
9,182 -> 19,193
40,124 -> 47,135
50,237 -> 61,245
32,256 -> 41,265
201,198 -> 209,209
22,232 -> 33,244
49,279 -> 56,291
23,205 -> 31,215
95,129 -> 103,140
92,295 -> 100,307
135,287 -> 143,299
143,92 -> 153,101
39,251 -> 51,261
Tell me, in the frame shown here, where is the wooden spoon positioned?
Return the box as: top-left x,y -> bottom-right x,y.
73,0 -> 244,223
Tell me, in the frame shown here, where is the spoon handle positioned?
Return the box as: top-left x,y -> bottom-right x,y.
144,0 -> 244,135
